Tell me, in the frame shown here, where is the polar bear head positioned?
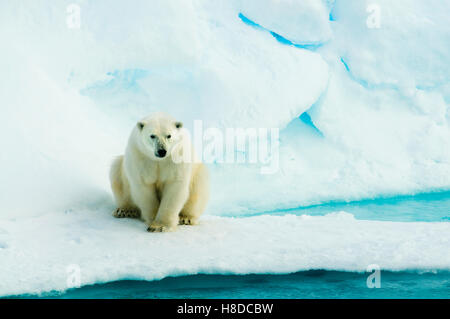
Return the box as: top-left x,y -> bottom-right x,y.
134,112 -> 184,160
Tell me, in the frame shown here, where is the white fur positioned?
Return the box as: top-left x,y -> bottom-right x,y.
110,112 -> 209,232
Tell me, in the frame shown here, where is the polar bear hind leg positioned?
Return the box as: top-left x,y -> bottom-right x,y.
179,163 -> 209,225
110,156 -> 140,218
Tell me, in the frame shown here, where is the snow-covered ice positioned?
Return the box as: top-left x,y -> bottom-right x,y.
1,211 -> 449,297
0,0 -> 449,295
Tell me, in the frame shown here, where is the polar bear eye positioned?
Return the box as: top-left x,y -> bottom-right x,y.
167,135 -> 171,139
150,135 -> 156,139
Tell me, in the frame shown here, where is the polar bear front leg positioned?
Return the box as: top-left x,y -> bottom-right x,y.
131,184 -> 159,226
148,181 -> 189,232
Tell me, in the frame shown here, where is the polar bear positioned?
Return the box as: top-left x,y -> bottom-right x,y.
109,112 -> 209,232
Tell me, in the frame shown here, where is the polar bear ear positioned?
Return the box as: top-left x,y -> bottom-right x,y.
137,122 -> 145,130
175,121 -> 183,129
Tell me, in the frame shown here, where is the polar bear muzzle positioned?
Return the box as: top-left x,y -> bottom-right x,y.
156,148 -> 167,158
153,138 -> 167,158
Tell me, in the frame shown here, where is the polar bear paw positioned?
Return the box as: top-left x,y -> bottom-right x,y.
178,214 -> 197,225
113,208 -> 140,218
147,222 -> 173,232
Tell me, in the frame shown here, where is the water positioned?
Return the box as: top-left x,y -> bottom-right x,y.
14,271 -> 450,299
260,191 -> 450,222
11,191 -> 450,299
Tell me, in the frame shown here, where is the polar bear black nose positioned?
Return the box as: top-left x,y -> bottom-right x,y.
157,149 -> 167,157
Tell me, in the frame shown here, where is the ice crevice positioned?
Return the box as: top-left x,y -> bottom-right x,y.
238,13 -> 326,51
339,57 -> 399,91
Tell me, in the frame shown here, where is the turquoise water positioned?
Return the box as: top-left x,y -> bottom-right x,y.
12,191 -> 450,299
16,271 -> 450,299
259,191 -> 450,222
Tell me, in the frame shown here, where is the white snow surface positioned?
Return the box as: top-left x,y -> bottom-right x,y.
1,211 -> 449,297
1,0 -> 450,295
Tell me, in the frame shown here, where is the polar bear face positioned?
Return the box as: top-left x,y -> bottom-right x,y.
135,114 -> 183,161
